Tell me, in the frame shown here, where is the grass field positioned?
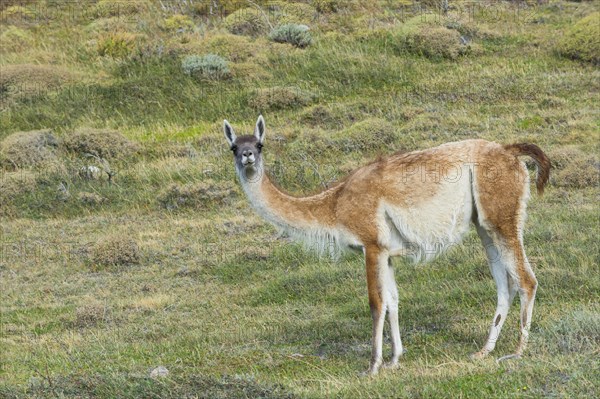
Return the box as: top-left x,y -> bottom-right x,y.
1,1 -> 599,397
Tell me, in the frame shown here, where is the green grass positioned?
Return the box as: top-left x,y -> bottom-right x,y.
1,1 -> 599,398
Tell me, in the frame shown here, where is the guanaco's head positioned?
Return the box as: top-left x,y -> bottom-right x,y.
223,115 -> 266,182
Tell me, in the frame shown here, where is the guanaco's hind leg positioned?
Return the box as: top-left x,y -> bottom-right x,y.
498,238 -> 538,361
471,224 -> 517,359
383,258 -> 404,369
472,223 -> 538,361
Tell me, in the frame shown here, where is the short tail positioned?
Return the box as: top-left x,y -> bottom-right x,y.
504,143 -> 551,195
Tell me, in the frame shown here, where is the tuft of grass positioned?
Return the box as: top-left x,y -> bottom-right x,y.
186,33 -> 258,62
0,129 -> 59,169
270,2 -> 317,25
62,128 -> 139,160
223,7 -> 270,37
0,170 -> 37,217
311,0 -> 340,13
332,118 -> 397,153
97,31 -> 143,58
249,86 -> 314,111
91,234 -> 141,267
157,180 -> 236,211
0,25 -> 33,52
405,26 -> 468,60
94,0 -> 150,18
539,309 -> 600,354
78,191 -> 107,206
163,14 -> 195,33
269,24 -> 312,48
74,302 -> 110,328
548,146 -> 599,189
0,64 -> 74,103
181,54 -> 230,81
557,12 -> 600,65
1,5 -> 36,22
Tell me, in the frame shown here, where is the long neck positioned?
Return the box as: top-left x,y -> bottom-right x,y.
238,167 -> 341,234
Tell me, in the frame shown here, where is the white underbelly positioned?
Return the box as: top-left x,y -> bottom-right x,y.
382,169 -> 473,262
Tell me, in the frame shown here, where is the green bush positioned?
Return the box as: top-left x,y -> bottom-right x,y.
269,24 -> 312,48
163,14 -> 195,33
223,7 -> 269,37
249,86 -> 315,110
97,31 -> 141,58
558,12 -> 600,65
181,54 -> 230,80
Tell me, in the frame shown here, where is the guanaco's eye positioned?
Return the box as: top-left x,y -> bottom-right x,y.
230,145 -> 238,152
256,143 -> 263,151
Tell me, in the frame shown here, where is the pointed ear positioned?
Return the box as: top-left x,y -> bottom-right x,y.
254,114 -> 265,144
223,119 -> 236,148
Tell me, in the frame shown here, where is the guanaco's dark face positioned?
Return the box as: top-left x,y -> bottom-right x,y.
223,115 -> 266,181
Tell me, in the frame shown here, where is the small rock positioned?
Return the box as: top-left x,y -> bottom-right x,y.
150,365 -> 169,379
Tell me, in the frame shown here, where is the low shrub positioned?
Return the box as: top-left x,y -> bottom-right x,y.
157,180 -> 236,210
548,146 -> 599,189
0,170 -> 37,216
557,12 -> 600,65
62,128 -> 139,160
78,192 -> 107,206
163,14 -> 195,33
405,26 -> 466,60
332,118 -> 397,153
0,26 -> 33,52
223,7 -> 269,37
538,310 -> 600,354
270,2 -> 317,25
194,34 -> 257,62
1,5 -> 36,22
269,24 -> 312,48
0,64 -> 73,101
555,159 -> 599,189
92,234 -> 140,266
300,105 -> 337,127
311,0 -> 340,13
94,0 -> 150,18
249,86 -> 314,111
0,129 -> 59,169
230,62 -> 272,81
389,15 -> 471,60
97,31 -> 142,58
181,54 -> 230,80
74,302 -> 110,328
